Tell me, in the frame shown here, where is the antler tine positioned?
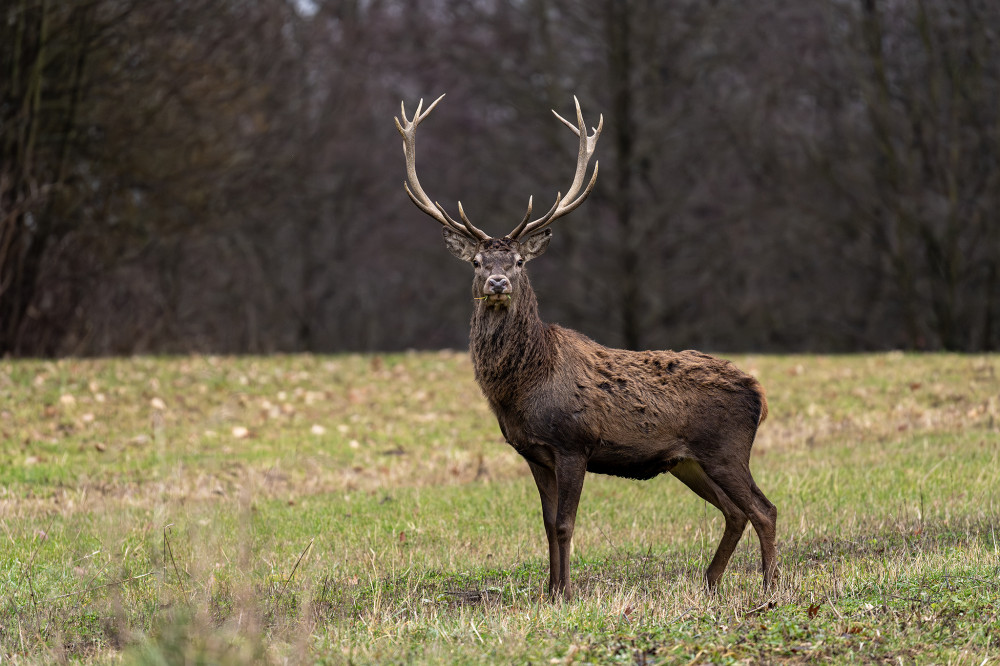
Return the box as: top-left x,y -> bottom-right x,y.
508,193 -> 563,240
506,196 -> 534,239
509,96 -> 603,240
433,201 -> 463,228
396,95 -> 488,240
457,201 -> 489,239
431,200 -> 489,241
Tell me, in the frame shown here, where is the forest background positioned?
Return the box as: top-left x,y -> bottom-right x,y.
3,0 -> 999,357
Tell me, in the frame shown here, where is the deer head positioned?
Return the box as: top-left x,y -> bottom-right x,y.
394,95 -> 602,308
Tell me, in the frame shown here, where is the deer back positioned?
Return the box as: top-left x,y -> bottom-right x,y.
484,327 -> 767,478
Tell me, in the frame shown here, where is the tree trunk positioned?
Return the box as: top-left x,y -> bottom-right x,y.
607,0 -> 641,350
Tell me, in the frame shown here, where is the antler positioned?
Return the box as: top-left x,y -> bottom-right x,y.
395,95 -> 488,241
507,96 -> 603,240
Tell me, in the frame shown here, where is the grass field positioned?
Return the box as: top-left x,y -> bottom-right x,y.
1,352 -> 998,664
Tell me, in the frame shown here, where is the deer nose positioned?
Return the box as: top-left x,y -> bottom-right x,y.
487,276 -> 510,294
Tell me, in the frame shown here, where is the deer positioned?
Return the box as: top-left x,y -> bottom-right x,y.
395,95 -> 777,600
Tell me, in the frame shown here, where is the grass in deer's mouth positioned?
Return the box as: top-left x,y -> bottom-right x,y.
0,352 -> 997,663
474,294 -> 512,305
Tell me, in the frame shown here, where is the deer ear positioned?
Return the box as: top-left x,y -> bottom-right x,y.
442,227 -> 478,261
520,228 -> 552,261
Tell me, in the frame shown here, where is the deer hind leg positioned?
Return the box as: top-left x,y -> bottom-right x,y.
748,477 -> 779,589
670,459 -> 748,591
700,460 -> 778,591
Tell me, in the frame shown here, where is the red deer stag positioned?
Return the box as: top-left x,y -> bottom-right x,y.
395,95 -> 777,599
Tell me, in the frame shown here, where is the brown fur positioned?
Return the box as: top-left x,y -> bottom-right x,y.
443,229 -> 777,600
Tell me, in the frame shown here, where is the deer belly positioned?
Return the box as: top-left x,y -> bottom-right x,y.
586,442 -> 684,481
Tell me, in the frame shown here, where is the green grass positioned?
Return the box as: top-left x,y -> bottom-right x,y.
1,352 -> 998,663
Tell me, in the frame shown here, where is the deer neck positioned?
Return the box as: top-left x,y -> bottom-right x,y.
469,276 -> 551,404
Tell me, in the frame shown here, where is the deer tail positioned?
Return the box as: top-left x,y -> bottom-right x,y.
754,379 -> 769,426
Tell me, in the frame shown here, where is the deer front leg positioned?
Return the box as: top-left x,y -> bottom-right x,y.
553,455 -> 587,600
527,461 -> 560,597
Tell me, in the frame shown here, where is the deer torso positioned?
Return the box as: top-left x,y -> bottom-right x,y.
470,285 -> 766,480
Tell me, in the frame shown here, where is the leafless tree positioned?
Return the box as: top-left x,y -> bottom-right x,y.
3,0 -> 998,355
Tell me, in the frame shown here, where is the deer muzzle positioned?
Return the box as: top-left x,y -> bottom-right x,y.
481,275 -> 512,306
486,276 -> 511,294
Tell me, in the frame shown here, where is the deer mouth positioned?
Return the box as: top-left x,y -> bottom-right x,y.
482,292 -> 513,307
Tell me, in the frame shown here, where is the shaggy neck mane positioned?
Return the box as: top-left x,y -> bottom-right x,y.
469,274 -> 552,405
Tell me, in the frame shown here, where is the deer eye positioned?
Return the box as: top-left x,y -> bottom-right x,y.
516,258 -> 524,268
472,259 -> 480,268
